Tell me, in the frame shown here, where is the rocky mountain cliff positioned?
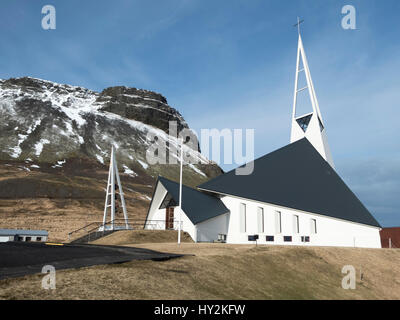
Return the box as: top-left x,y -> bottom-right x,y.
0,77 -> 219,177
0,77 -> 222,240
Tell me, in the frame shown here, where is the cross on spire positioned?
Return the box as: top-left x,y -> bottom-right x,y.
294,17 -> 304,35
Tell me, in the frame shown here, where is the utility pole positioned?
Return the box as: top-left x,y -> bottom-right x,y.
178,138 -> 184,244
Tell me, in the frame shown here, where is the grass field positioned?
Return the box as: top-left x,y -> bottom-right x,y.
92,230 -> 193,245
0,230 -> 399,300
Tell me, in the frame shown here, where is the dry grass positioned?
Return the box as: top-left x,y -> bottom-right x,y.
0,199 -> 149,242
92,230 -> 193,245
1,242 -> 399,300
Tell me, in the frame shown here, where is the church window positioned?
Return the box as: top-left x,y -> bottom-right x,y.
296,114 -> 312,132
275,211 -> 282,234
257,207 -> 264,233
239,203 -> 246,233
293,215 -> 299,234
310,219 -> 317,234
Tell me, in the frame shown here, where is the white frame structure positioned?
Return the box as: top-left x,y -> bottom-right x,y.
102,146 -> 129,230
290,26 -> 335,169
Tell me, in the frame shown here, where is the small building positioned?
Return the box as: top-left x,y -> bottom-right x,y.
0,229 -> 49,243
145,177 -> 230,242
380,227 -> 400,248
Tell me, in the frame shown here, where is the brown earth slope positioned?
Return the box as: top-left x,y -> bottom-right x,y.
0,243 -> 399,300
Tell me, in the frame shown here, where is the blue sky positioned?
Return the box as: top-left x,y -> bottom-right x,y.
0,0 -> 399,226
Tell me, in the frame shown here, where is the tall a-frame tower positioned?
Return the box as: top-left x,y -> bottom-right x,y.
291,19 -> 335,169
102,146 -> 129,230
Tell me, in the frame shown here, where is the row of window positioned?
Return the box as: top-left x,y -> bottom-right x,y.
262,235 -> 310,242
239,203 -> 317,235
16,236 -> 43,242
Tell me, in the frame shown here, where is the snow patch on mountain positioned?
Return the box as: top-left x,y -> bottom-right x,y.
34,139 -> 50,156
96,155 -> 105,164
52,159 -> 66,168
123,165 -> 138,177
137,159 -> 149,169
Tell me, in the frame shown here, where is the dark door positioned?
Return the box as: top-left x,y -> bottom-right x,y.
165,207 -> 175,230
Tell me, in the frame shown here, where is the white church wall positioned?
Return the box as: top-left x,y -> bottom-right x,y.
221,195 -> 381,248
196,213 -> 229,242
144,182 -> 197,241
178,207 -> 197,242
144,182 -> 169,229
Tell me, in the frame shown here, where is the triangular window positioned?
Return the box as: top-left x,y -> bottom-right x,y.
296,114 -> 313,132
159,193 -> 177,209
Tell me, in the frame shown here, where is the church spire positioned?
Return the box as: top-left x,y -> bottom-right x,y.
290,21 -> 335,169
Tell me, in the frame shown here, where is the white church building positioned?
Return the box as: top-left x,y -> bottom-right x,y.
144,32 -> 382,248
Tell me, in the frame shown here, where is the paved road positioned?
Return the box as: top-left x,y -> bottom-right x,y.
0,242 -> 183,280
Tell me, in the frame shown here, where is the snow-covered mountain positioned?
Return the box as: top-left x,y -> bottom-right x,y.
0,77 -> 221,181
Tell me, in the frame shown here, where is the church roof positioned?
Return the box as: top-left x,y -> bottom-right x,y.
156,176 -> 230,225
198,138 -> 381,228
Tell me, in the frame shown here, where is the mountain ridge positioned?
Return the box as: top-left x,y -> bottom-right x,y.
0,76 -> 220,179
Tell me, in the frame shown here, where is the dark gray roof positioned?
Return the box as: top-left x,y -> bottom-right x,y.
198,138 -> 381,228
0,229 -> 48,236
157,176 -> 229,225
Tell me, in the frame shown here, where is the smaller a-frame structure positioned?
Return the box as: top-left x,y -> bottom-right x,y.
291,18 -> 335,169
102,146 -> 129,230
